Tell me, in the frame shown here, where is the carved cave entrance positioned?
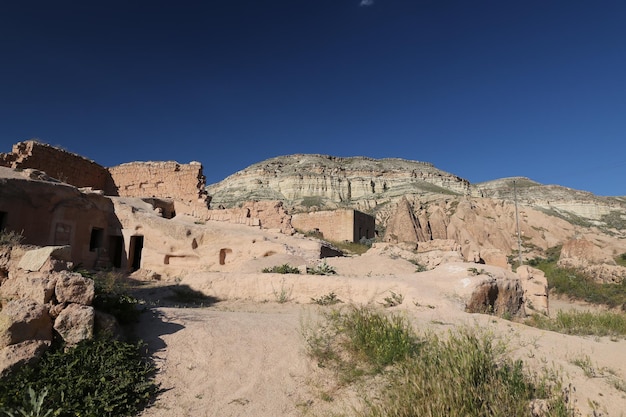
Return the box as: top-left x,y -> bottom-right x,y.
109,236 -> 124,269
128,235 -> 144,271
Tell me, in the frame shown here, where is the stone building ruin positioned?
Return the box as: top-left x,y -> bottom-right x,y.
0,140 -> 355,273
291,209 -> 375,242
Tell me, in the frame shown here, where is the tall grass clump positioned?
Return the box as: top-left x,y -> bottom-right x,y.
526,310 -> 626,338
304,307 -> 421,379
359,328 -> 573,417
304,305 -> 574,416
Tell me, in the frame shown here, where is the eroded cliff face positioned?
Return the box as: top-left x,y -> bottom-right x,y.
206,154 -> 471,209
473,177 -> 626,227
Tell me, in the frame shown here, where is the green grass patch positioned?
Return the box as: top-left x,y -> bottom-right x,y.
304,307 -> 421,380
0,338 -> 157,417
330,240 -> 370,255
304,305 -> 574,416
261,264 -> 301,274
527,248 -> 626,309
359,328 -> 573,417
526,310 -> 626,338
615,253 -> 626,267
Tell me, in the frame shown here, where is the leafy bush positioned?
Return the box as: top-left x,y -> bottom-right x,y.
307,261 -> 336,275
311,292 -> 343,306
261,264 -> 301,274
616,253 -> 626,267
0,339 -> 157,417
1,387 -> 55,417
89,271 -> 142,325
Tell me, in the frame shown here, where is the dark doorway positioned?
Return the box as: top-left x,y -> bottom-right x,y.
89,228 -> 104,251
0,211 -> 6,230
109,235 -> 124,268
128,235 -> 144,271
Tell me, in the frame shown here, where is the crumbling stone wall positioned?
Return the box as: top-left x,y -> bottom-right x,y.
292,209 -> 375,242
0,141 -> 112,190
205,201 -> 294,234
108,161 -> 210,217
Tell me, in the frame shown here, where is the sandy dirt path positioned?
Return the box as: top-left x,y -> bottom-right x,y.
135,302 -> 327,417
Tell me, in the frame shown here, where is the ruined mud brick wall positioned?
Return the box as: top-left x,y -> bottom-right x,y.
0,141 -> 112,190
292,209 -> 375,242
205,201 -> 294,234
108,161 -> 210,217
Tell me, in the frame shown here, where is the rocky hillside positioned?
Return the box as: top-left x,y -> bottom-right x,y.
207,154 -> 470,212
207,155 -> 626,232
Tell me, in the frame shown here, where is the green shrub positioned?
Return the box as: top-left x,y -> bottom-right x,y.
311,292 -> 343,306
0,339 -> 157,417
616,253 -> 626,267
1,387 -> 55,417
261,264 -> 301,274
88,271 -> 141,325
307,261 -> 336,275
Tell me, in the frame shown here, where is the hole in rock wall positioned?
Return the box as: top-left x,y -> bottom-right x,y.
109,236 -> 123,268
129,235 -> 144,271
89,228 -> 104,252
219,248 -> 232,265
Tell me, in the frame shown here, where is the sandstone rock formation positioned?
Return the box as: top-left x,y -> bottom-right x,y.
206,154 -> 471,210
0,245 -> 100,376
517,265 -> 549,315
558,237 -> 626,283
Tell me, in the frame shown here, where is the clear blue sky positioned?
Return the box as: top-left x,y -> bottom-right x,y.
1,1 -> 625,196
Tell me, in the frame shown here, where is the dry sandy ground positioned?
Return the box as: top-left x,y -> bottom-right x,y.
134,261 -> 626,417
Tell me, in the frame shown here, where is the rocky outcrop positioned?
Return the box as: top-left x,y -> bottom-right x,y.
0,245 -> 100,376
558,238 -> 626,283
207,154 -> 471,209
517,265 -> 549,315
0,299 -> 53,348
384,197 -> 422,244
473,177 -> 626,229
54,304 -> 95,345
465,275 -> 525,317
